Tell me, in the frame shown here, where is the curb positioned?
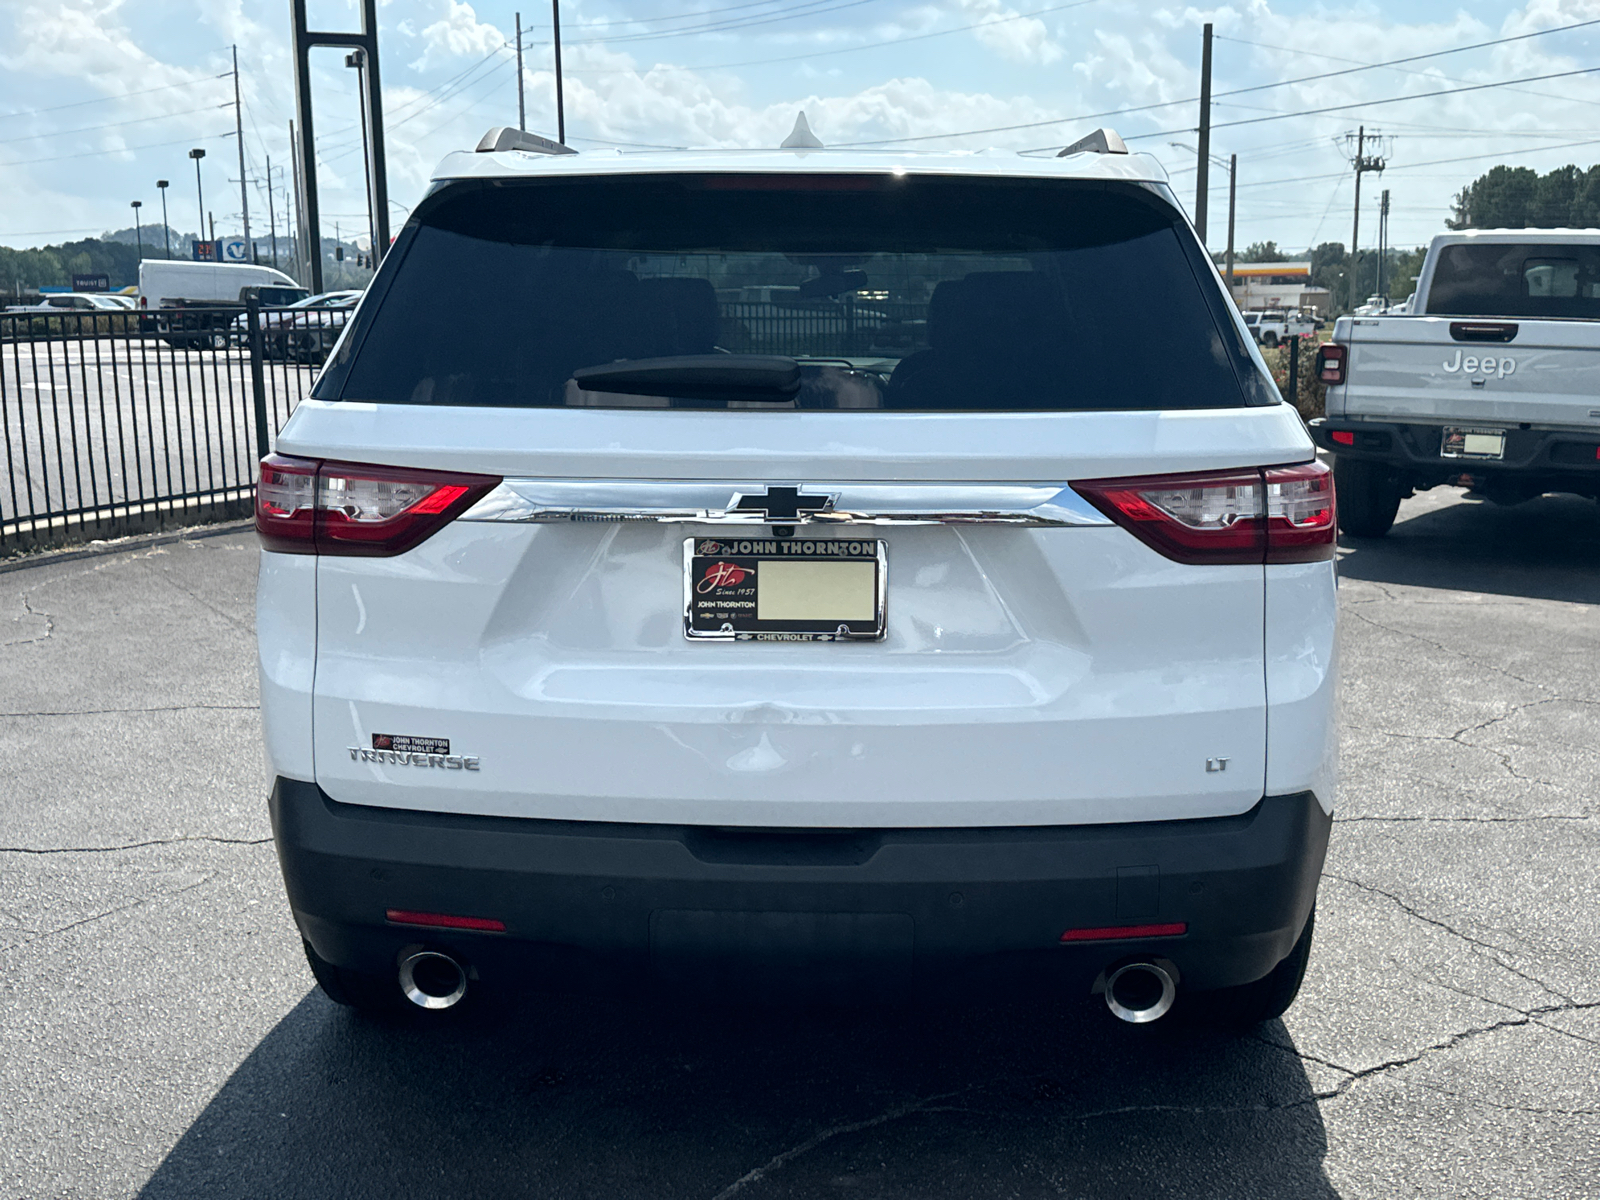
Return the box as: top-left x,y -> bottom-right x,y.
0,520 -> 255,576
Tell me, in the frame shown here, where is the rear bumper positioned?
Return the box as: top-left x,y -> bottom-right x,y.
270,778 -> 1330,1001
1309,417 -> 1600,487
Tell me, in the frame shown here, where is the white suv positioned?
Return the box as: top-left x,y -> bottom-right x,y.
256,126 -> 1337,1024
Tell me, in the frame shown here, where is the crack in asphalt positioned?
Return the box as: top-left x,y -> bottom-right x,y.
0,703 -> 259,718
710,1091 -> 968,1199
1344,608 -> 1569,696
3,872 -> 217,955
0,836 -> 271,855
1323,872 -> 1577,1006
1342,720 -> 1573,794
139,556 -> 253,634
3,594 -> 54,646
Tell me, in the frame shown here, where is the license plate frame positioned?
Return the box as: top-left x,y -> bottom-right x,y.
1440,426 -> 1507,460
684,536 -> 886,642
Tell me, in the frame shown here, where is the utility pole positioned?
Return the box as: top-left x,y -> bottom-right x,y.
232,46 -> 251,260
1378,188 -> 1391,300
1226,152 -> 1237,295
515,12 -> 526,132
1194,22 -> 1213,243
1346,126 -> 1386,308
289,119 -> 305,284
209,212 -> 216,244
552,0 -> 566,143
266,156 -> 279,269
156,180 -> 171,259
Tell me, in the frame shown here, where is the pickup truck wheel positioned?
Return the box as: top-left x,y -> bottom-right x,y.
302,939 -> 400,1013
1262,332 -> 1279,348
1334,457 -> 1402,538
1201,906 -> 1316,1027
208,330 -> 229,351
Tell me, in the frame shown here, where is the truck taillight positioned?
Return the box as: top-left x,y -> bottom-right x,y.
1315,342 -> 1346,385
255,455 -> 500,557
1074,461 -> 1335,565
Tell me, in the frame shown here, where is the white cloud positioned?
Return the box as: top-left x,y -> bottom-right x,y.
410,0 -> 505,71
955,0 -> 1064,64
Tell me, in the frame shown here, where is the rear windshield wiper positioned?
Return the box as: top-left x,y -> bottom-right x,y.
572,355 -> 801,402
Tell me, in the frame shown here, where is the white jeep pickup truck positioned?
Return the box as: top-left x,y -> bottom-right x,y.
1310,229 -> 1600,535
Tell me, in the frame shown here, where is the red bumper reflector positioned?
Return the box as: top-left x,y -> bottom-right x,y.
385,909 -> 506,933
1330,430 -> 1355,446
1060,922 -> 1187,943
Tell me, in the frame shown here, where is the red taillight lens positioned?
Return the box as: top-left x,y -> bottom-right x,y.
1315,342 -> 1346,384
1074,469 -> 1265,564
1075,461 -> 1336,565
255,453 -> 319,553
255,456 -> 500,557
1263,460 -> 1336,562
1330,430 -> 1355,446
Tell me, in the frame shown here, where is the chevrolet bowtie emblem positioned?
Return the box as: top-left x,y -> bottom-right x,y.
730,485 -> 834,521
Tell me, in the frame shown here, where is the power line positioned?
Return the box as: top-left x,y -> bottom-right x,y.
0,74 -> 230,121
845,13 -> 1600,147
561,0 -> 1100,76
0,129 -> 234,170
0,103 -> 229,146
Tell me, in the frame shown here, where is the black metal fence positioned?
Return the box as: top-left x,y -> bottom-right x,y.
0,302 -> 341,555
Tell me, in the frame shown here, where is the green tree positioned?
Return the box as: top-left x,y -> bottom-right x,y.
1236,240 -> 1284,263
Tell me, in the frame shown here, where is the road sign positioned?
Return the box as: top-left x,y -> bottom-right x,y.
193,241 -> 216,262
219,238 -> 250,263
71,274 -> 110,292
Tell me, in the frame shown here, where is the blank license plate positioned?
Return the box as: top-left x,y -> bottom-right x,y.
685,537 -> 885,641
1441,426 -> 1506,459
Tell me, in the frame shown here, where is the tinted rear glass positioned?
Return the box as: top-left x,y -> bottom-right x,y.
324,175 -> 1270,411
1426,242 -> 1600,319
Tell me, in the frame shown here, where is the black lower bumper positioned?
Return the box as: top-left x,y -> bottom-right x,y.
270,778 -> 1331,1001
1309,417 -> 1600,492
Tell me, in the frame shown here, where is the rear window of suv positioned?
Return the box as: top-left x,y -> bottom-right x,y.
1426,241 -> 1600,319
319,173 -> 1273,411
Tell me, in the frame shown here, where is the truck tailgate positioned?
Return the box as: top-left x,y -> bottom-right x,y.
1333,316 -> 1600,428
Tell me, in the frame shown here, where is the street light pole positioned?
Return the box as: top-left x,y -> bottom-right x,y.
189,148 -> 207,259
156,180 -> 171,258
130,200 -> 144,263
552,0 -> 566,143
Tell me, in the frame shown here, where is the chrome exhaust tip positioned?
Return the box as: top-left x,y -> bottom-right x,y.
1104,960 -> 1177,1024
398,950 -> 468,1010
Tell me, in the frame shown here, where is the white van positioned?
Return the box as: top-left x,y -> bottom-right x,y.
137,260 -> 304,309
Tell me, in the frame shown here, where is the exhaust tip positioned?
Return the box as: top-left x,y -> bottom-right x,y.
1104,960 -> 1177,1024
398,950 -> 468,1010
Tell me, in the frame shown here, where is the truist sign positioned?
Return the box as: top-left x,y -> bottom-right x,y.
1442,350 -> 1517,378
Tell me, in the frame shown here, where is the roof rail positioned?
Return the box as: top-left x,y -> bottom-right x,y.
476,127 -> 578,155
1056,128 -> 1128,157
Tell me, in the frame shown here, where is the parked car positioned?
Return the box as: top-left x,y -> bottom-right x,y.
1311,228 -> 1600,533
1256,309 -> 1317,347
257,124 -> 1337,1027
230,289 -> 363,362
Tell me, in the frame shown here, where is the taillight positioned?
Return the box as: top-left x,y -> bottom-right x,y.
1074,461 -> 1335,564
255,455 -> 500,557
1315,342 -> 1346,385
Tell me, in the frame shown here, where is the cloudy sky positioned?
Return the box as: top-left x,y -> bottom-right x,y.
4,0 -> 1600,256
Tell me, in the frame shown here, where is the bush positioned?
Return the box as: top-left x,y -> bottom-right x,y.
1261,333 -> 1326,422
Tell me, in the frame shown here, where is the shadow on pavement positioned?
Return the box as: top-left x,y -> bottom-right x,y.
140,987 -> 1337,1199
1336,489 -> 1600,603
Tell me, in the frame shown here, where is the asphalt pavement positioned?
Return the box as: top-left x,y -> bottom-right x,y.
1,486 -> 1597,1199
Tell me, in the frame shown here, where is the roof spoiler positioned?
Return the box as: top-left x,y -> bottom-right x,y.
1057,128 -> 1128,157
475,127 -> 578,155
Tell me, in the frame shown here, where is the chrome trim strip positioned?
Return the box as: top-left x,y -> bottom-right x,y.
459,480 -> 1112,527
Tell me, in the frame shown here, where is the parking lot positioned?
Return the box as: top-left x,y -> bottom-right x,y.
1,486 -> 1596,1199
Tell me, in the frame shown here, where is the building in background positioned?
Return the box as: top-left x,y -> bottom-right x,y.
1228,262 -> 1331,315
